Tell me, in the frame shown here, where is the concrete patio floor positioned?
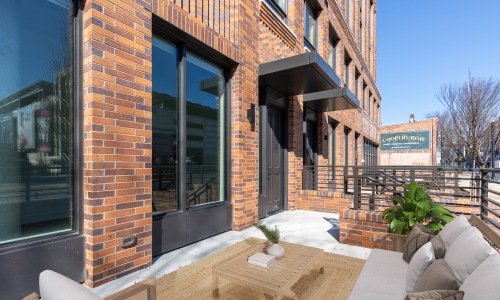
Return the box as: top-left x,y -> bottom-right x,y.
93,210 -> 372,297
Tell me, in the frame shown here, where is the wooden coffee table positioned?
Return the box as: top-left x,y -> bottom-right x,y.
212,241 -> 324,299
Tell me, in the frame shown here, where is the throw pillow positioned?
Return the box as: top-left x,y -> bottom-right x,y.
403,223 -> 438,263
415,259 -> 459,292
406,242 -> 436,293
438,215 -> 470,249
405,290 -> 464,300
460,253 -> 500,300
444,226 -> 493,285
40,270 -> 103,300
430,235 -> 446,259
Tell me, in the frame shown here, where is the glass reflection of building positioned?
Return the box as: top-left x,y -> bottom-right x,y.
0,0 -> 74,245
152,36 -> 226,213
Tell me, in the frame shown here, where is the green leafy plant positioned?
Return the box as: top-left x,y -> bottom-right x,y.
382,182 -> 454,235
254,222 -> 280,244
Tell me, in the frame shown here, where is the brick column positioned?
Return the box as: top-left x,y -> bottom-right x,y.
231,0 -> 260,230
82,0 -> 153,287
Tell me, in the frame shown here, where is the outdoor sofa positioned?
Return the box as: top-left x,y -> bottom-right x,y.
348,214 -> 500,300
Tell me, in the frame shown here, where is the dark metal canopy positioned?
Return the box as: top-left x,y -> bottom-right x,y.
259,51 -> 341,96
258,51 -> 360,112
302,87 -> 360,112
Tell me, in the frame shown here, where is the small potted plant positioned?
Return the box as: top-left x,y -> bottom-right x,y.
254,222 -> 284,257
382,182 -> 454,235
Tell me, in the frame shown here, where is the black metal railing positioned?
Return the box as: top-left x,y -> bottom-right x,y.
302,165 -> 351,192
302,165 -> 500,231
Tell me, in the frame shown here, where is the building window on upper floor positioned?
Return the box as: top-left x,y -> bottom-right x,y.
355,70 -> 361,99
328,27 -> 339,72
265,0 -> 288,22
367,92 -> 372,116
362,83 -> 368,110
363,138 -> 378,166
344,52 -> 352,88
377,103 -> 380,123
359,0 -> 363,53
345,0 -> 350,28
304,0 -> 318,50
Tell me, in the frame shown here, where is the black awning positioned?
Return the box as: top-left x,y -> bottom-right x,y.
258,51 -> 341,96
302,87 -> 360,112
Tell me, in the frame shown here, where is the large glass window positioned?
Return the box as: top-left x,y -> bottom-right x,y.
328,31 -> 339,72
364,139 -> 378,166
0,0 -> 75,245
186,52 -> 225,208
152,37 -> 178,213
304,1 -> 317,50
152,35 -> 226,212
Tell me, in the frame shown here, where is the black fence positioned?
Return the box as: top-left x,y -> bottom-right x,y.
302,165 -> 500,231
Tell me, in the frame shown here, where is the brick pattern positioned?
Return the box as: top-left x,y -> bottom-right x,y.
82,0 -> 153,287
380,118 -> 438,166
152,0 -> 239,61
259,1 -> 296,50
230,0 -> 260,230
339,208 -> 386,249
257,0 -> 381,214
297,191 -> 352,213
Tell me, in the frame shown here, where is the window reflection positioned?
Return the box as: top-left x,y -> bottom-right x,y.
152,36 -> 179,213
0,0 -> 74,245
186,52 -> 225,207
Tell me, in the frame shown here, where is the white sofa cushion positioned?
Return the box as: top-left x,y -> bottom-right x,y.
444,226 -> 493,285
40,270 -> 102,300
406,242 -> 435,293
439,215 -> 471,249
460,253 -> 500,300
348,249 -> 408,300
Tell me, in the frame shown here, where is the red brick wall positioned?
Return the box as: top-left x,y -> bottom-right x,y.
82,0 -> 154,286
340,208 -> 387,249
80,0 -> 383,286
297,191 -> 352,213
380,118 -> 439,166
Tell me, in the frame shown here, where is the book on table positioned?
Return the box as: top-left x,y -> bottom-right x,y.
248,252 -> 276,268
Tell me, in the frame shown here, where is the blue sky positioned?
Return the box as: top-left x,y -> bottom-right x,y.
377,1 -> 500,125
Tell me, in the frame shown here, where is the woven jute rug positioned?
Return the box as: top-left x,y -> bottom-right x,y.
155,238 -> 365,300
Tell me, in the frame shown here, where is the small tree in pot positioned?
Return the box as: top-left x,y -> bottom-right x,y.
382,182 -> 454,235
254,222 -> 285,257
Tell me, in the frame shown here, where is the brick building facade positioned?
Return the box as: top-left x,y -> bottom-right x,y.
0,0 -> 381,297
380,118 -> 438,166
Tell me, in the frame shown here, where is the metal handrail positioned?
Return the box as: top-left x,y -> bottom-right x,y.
302,165 -> 500,231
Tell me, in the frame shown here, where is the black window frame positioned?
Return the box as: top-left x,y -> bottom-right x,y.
363,138 -> 378,166
265,0 -> 288,22
328,26 -> 340,72
304,0 -> 319,50
0,0 -> 83,252
152,20 -> 234,216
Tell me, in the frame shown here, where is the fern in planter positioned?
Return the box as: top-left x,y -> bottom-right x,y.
382,182 -> 454,235
254,222 -> 280,244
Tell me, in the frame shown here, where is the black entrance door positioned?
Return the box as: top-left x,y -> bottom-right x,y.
265,106 -> 285,215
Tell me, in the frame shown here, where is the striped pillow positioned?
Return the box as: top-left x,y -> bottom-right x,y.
403,223 -> 438,263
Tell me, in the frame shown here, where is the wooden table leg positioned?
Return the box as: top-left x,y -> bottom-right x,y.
275,290 -> 283,300
212,270 -> 219,298
320,252 -> 324,274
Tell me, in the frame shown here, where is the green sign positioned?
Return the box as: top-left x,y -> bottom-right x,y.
381,131 -> 430,150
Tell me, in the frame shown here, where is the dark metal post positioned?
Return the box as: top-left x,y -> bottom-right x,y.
353,167 -> 359,209
491,121 -> 496,179
344,165 -> 348,194
454,169 -> 459,197
480,170 -> 489,222
410,169 -> 415,183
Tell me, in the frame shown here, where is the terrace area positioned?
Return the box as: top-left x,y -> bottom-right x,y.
84,166 -> 500,299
